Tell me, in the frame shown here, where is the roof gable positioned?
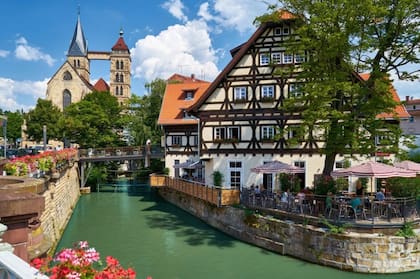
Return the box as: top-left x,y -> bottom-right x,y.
93,78 -> 110,92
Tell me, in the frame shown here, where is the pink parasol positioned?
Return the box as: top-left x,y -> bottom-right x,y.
331,161 -> 416,178
394,160 -> 420,173
251,160 -> 304,174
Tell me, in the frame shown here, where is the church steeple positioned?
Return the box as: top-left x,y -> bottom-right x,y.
67,11 -> 90,81
67,14 -> 88,56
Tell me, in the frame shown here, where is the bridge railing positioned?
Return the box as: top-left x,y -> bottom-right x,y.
79,146 -> 145,158
150,175 -> 240,207
78,145 -> 165,159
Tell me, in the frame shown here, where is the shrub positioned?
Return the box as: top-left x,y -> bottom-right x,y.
314,175 -> 337,195
387,177 -> 420,197
279,173 -> 301,193
212,171 -> 224,186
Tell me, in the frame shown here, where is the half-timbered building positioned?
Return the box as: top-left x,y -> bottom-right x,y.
159,11 -> 408,191
158,74 -> 210,181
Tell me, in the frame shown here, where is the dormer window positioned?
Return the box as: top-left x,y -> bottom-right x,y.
183,89 -> 196,100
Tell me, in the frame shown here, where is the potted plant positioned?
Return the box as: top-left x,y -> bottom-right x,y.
212,170 -> 224,187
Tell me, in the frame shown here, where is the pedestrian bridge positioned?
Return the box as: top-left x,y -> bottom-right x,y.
78,145 -> 164,162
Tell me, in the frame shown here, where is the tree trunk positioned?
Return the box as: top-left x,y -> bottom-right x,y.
323,151 -> 337,176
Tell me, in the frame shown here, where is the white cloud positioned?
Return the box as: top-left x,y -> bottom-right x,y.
0,77 -> 48,112
131,19 -> 219,83
0,49 -> 10,58
199,0 -> 278,33
14,36 -> 55,66
162,0 -> 188,22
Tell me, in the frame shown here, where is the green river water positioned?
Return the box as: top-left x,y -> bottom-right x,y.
56,181 -> 419,279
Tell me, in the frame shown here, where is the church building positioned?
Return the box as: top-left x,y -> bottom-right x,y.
46,14 -> 131,110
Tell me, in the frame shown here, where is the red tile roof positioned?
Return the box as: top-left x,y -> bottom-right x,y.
405,98 -> 420,105
112,37 -> 129,51
158,74 -> 210,125
277,9 -> 297,20
359,73 -> 409,119
167,73 -> 207,83
93,78 -> 110,92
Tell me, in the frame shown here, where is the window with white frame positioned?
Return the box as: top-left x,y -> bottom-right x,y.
261,126 -> 275,140
283,27 -> 290,35
172,135 -> 182,146
271,53 -> 282,64
289,83 -> 304,98
185,91 -> 194,100
288,127 -> 302,140
335,161 -> 345,169
283,53 -> 293,64
261,85 -> 275,98
274,27 -> 282,35
294,53 -> 306,63
294,161 -> 305,168
214,127 -> 226,140
234,87 -> 247,100
229,161 -> 242,188
227,127 -> 240,140
260,53 -> 270,65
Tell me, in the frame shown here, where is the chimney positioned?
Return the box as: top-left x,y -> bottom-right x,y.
191,74 -> 195,81
406,96 -> 410,102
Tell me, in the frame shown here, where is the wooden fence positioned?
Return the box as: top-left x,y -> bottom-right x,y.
149,174 -> 240,207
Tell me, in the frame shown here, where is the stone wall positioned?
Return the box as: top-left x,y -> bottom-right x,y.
158,187 -> 420,273
37,165 -> 80,255
0,164 -> 80,261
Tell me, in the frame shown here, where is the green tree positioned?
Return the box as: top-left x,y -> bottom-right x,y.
0,110 -> 24,146
59,91 -> 123,148
256,0 -> 420,175
25,99 -> 62,143
127,78 -> 166,145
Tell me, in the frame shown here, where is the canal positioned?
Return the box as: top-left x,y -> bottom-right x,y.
56,181 -> 419,279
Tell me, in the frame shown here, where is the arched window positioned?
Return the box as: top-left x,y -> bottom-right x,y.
63,71 -> 72,80
115,73 -> 119,82
120,61 -> 124,70
63,90 -> 72,109
120,74 -> 124,83
120,86 -> 123,96
116,60 -> 120,70
115,86 -> 119,95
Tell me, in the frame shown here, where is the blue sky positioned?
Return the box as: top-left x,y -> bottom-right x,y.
0,0 -> 419,112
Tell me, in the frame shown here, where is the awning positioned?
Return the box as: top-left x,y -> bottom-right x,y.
173,161 -> 203,169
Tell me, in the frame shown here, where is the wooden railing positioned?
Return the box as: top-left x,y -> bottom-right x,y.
149,175 -> 240,207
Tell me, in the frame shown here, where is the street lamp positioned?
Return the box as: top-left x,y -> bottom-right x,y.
0,115 -> 7,158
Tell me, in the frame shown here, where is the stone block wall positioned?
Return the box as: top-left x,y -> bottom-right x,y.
39,165 -> 80,251
158,187 -> 420,273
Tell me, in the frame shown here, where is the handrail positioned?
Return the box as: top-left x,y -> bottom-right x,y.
241,188 -> 419,225
150,175 -> 240,207
0,251 -> 48,278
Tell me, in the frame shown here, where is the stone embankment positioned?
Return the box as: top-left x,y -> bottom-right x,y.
158,187 -> 420,273
0,164 -> 80,261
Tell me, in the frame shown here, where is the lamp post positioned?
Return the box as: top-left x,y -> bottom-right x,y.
0,115 -> 7,158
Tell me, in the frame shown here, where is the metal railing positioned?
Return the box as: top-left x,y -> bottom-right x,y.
78,145 -> 164,161
240,188 -> 419,226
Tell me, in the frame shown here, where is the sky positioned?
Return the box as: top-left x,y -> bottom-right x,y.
0,0 -> 419,112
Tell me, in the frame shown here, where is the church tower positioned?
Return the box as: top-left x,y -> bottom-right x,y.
67,14 -> 90,81
110,29 -> 131,105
